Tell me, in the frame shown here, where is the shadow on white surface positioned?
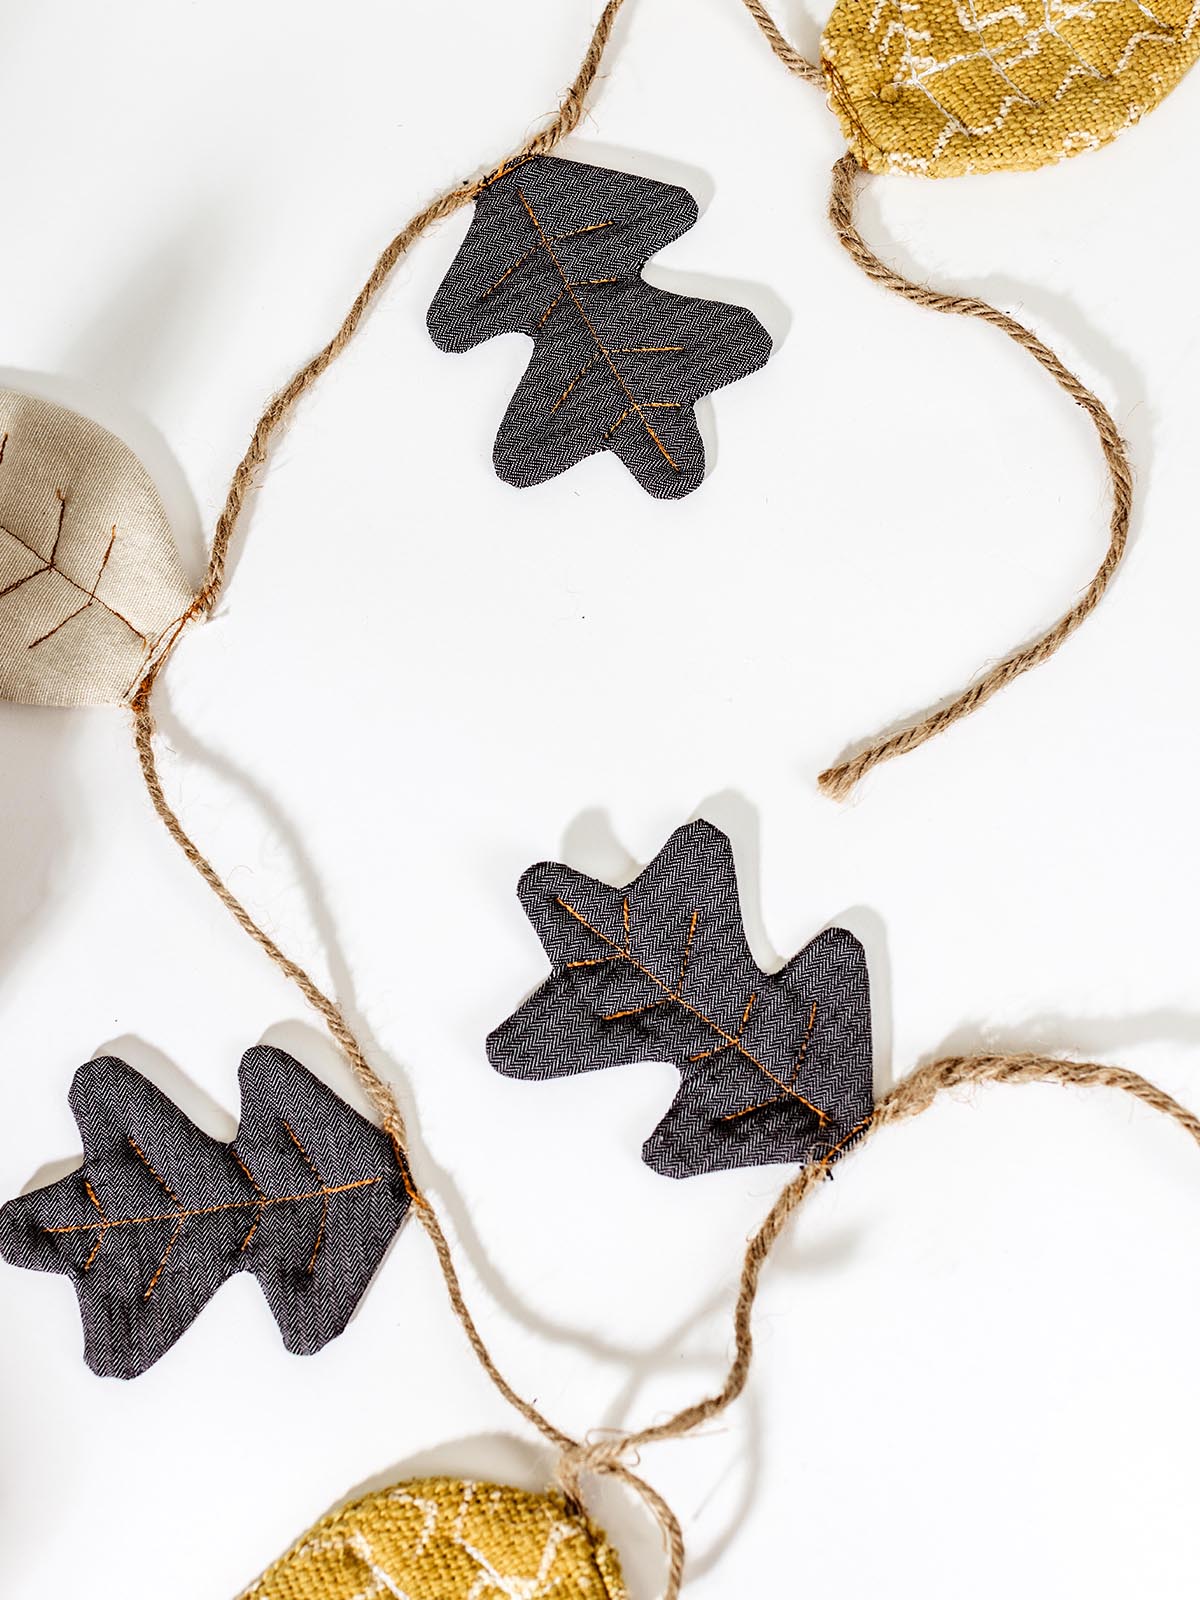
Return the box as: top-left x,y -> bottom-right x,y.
776,0 -> 825,61
236,1428 -> 676,1600
849,183 -> 1153,553
287,1416 -> 758,1598
0,705 -> 75,999
0,364 -> 206,583
927,1006 -> 1200,1059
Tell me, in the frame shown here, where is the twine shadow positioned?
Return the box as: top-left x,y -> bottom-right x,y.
560,791 -> 896,1102
777,0 -> 824,63
926,1008 -> 1200,1061
145,696 -> 768,1388
237,1430 -> 672,1600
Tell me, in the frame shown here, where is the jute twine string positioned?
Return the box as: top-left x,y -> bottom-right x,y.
738,0 -> 824,84
188,0 -> 632,621
190,0 -> 816,624
599,1051 -> 1200,1465
129,1 -> 692,1587
819,152 -> 1134,799
119,8 -> 1163,1598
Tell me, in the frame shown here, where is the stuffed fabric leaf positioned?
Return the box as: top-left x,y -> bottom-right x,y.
427,156 -> 773,498
0,390 -> 194,705
0,1046 -> 410,1377
241,1478 -> 626,1600
822,0 -> 1200,177
488,821 -> 874,1178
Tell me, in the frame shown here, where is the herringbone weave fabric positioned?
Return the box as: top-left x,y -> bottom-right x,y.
428,156 -> 772,498
822,0 -> 1200,176
489,822 -> 874,1178
0,1047 -> 411,1377
241,1478 -> 627,1600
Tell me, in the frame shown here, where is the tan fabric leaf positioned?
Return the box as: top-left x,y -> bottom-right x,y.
0,390 -> 194,706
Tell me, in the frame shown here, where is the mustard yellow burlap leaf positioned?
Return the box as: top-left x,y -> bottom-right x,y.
822,0 -> 1200,177
0,390 -> 194,706
241,1478 -> 627,1600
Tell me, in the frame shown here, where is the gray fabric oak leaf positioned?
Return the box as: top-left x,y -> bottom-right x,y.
0,390 -> 194,706
487,821 -> 874,1178
0,1046 -> 411,1378
427,156 -> 773,499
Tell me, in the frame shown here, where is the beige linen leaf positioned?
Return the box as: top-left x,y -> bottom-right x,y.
0,390 -> 194,706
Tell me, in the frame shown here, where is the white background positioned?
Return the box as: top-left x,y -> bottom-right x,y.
3,1 -> 1200,1595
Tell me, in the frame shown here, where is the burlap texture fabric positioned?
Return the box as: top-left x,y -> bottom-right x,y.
240,1478 -> 627,1600
0,390 -> 193,706
822,0 -> 1200,176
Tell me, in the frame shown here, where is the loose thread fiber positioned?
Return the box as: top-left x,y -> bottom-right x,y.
819,153 -> 1134,799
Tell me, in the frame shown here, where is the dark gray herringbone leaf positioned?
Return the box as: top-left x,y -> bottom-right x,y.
427,156 -> 772,499
488,821 -> 874,1178
0,1046 -> 410,1378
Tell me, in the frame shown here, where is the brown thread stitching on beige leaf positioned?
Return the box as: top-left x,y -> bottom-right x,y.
0,480 -> 150,653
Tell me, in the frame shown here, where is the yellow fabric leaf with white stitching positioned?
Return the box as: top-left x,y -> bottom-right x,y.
240,1478 -> 628,1600
822,0 -> 1200,177
0,390 -> 194,706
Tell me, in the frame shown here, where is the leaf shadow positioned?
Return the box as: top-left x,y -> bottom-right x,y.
924,1007 -> 1200,1061
0,365 -> 201,988
323,1377 -> 759,1594
145,701 -> 768,1396
0,363 -> 204,589
14,1034 -> 237,1196
557,789 -> 782,970
247,1429 -> 674,1600
776,0 -> 825,62
829,905 -> 894,1098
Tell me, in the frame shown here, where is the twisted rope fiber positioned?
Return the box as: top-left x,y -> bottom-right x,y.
738,0 -> 825,83
132,681 -> 1200,1590
127,6 -> 822,1578
819,153 -> 1134,800
128,2 -> 694,1589
187,2 -> 816,622
190,0 -> 630,618
607,1052 -> 1200,1459
125,8 -> 1151,1597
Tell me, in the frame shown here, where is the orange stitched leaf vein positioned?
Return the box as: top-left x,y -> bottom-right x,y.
44,1177 -> 382,1235
515,187 -> 682,473
558,895 -> 828,1124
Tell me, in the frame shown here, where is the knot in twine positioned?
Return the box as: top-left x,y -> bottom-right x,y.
556,1433 -> 685,1600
